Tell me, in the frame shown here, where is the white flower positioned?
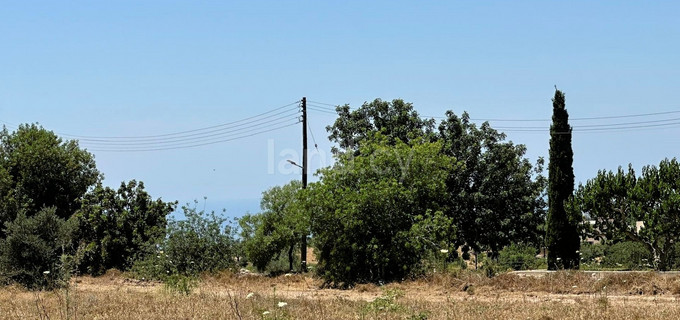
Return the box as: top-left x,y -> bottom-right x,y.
440,249 -> 449,254
556,257 -> 562,261
278,301 -> 288,308
262,311 -> 270,315
246,292 -> 255,299
43,271 -> 50,275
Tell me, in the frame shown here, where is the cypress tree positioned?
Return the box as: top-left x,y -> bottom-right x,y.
547,89 -> 580,269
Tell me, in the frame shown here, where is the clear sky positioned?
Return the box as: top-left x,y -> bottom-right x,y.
1,1 -> 679,218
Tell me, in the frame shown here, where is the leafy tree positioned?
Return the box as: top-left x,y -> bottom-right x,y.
326,99 -> 436,154
438,112 -> 546,258
0,207 -> 71,289
575,158 -> 680,270
0,124 -> 100,226
309,134 -> 456,285
546,89 -> 580,269
164,204 -> 236,275
71,180 -> 176,275
239,181 -> 306,272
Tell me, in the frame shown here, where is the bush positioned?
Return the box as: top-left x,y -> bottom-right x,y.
497,244 -> 542,271
0,207 -> 72,289
131,204 -> 237,279
580,242 -> 606,266
164,274 -> 198,295
71,181 -> 176,276
601,241 -> 653,270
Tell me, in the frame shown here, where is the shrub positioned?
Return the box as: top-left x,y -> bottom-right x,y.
601,241 -> 653,270
0,207 -> 72,289
164,274 -> 198,295
131,204 -> 237,279
580,242 -> 606,266
71,181 -> 176,276
497,244 -> 542,271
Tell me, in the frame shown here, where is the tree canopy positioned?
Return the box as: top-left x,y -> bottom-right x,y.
326,99 -> 436,154
308,133 -> 456,285
0,124 -> 100,224
438,111 -> 546,257
239,180 -> 306,272
575,158 -> 680,271
71,180 -> 177,275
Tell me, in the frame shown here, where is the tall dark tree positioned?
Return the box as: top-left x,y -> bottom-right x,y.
546,89 -> 580,269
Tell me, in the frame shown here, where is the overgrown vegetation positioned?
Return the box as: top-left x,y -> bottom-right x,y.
4,93 -> 680,291
131,204 -> 238,280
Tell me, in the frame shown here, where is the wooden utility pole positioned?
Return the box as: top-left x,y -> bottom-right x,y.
300,97 -> 308,272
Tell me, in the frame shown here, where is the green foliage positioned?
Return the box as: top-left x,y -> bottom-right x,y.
164,274 -> 198,295
438,111 -> 546,257
309,134 -> 456,285
315,100 -> 546,284
575,158 -> 680,270
239,181 -> 306,272
0,124 -> 100,225
547,89 -> 580,270
326,99 -> 436,155
579,242 -> 606,266
132,203 -> 237,280
0,207 -> 72,289
165,204 -> 237,275
601,241 -> 653,270
497,244 -> 542,271
71,180 -> 176,275
360,288 -> 405,316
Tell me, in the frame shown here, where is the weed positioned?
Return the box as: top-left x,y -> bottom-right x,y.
164,274 -> 197,295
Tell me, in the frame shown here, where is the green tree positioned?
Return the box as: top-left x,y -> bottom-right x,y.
438,112 -> 546,259
164,204 -> 236,275
326,99 -> 436,154
130,204 -> 237,279
309,134 -> 456,285
71,180 -> 176,275
239,181 -> 306,272
575,159 -> 680,271
0,207 -> 71,289
0,124 -> 100,226
546,89 -> 580,269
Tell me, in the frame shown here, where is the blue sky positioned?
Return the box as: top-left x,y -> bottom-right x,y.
1,1 -> 679,218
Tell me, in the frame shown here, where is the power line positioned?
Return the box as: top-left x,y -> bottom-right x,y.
307,100 -> 338,107
308,100 -> 680,133
75,110 -> 300,143
61,101 -> 300,140
307,107 -> 338,115
86,120 -> 301,152
428,109 -> 680,122
79,115 -> 300,147
493,117 -> 680,131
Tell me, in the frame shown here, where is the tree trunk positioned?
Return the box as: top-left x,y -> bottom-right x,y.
288,244 -> 294,272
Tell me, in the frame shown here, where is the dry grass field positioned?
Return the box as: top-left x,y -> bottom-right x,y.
3,270 -> 680,319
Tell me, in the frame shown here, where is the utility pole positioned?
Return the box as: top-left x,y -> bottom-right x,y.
300,97 -> 308,272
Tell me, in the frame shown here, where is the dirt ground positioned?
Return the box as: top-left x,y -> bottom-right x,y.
4,270 -> 680,319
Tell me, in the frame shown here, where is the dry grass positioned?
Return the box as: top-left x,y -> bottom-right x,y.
3,270 -> 680,319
